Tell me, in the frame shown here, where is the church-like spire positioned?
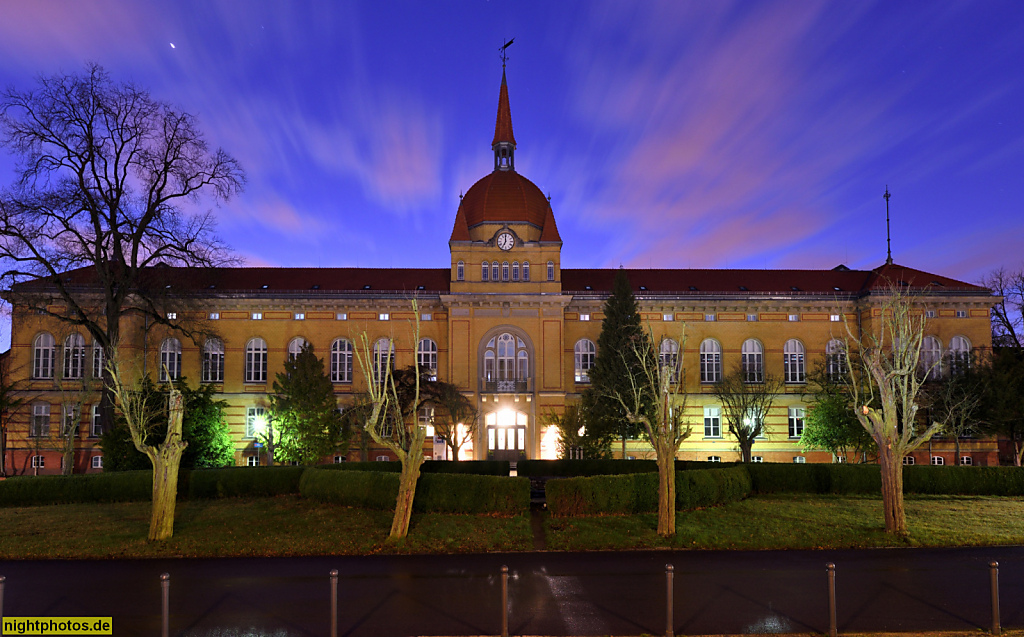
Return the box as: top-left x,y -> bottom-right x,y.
492,59 -> 516,171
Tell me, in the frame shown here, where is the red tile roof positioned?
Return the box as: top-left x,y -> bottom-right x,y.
460,170 -> 550,230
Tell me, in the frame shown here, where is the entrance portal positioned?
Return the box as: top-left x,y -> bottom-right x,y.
485,410 -> 528,462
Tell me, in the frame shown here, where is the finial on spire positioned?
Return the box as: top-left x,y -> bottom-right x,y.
883,186 -> 893,265
500,38 -> 514,68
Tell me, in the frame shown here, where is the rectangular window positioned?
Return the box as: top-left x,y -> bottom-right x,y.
90,404 -> 103,437
334,455 -> 345,464
203,346 -> 225,384
830,314 -> 841,322
92,344 -> 105,379
903,456 -> 915,465
960,456 -> 972,465
379,313 -> 389,321
32,455 -> 45,469
376,455 -> 390,462
925,310 -> 936,319
92,456 -> 103,469
704,314 -> 715,322
209,312 -> 220,320
931,456 -> 944,465
245,406 -> 266,439
751,456 -> 763,463
788,407 -> 805,438
167,312 -> 177,320
793,456 -> 806,464
252,312 -> 263,320
247,456 -> 261,467
747,314 -> 758,322
294,312 -> 305,320
63,404 -> 80,437
955,310 -> 967,318
336,312 -> 347,321
31,403 -> 51,437
421,313 -> 432,321
579,313 -> 591,322
788,314 -> 800,322
703,406 -> 721,438
708,456 -> 721,463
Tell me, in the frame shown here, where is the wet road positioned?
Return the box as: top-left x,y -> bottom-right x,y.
2,546 -> 1022,636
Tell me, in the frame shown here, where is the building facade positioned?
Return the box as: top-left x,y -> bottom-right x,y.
2,69 -> 997,475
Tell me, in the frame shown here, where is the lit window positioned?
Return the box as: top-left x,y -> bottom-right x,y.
708,456 -> 721,463
955,310 -> 967,318
704,314 -> 715,322
379,313 -> 389,321
336,313 -> 347,321
751,456 -> 763,463
373,339 -> 394,384
793,456 -> 806,464
492,261 -> 499,282
331,339 -> 354,383
203,339 -> 225,383
783,339 -> 806,383
92,342 -> 105,379
247,455 -> 261,467
417,338 -> 438,380
925,310 -> 936,319
287,337 -> 308,360
903,456 -> 915,465
948,336 -> 971,375
747,314 -> 758,322
579,313 -> 590,322
826,339 -> 847,381
502,262 -> 509,281
547,261 -> 554,281
33,333 -> 55,379
788,407 -> 805,438
700,339 -> 722,383
920,336 -> 942,380
32,455 -> 45,469
830,314 -> 841,322
421,313 -> 432,321
704,406 -> 721,438
512,262 -> 519,281
456,261 -> 464,281
159,338 -> 182,382
245,338 -> 268,383
209,312 -> 220,320
741,340 -> 763,383
931,456 -> 944,466
63,333 -> 85,379
483,333 -> 529,385
522,262 -> 530,281
167,312 -> 177,320
574,339 -> 596,383
659,339 -> 680,382
960,456 -> 972,466
31,403 -> 51,437
788,314 -> 800,322
481,262 -> 489,281
91,456 -> 103,469
245,406 -> 266,439
294,312 -> 305,320
334,455 -> 345,464
376,455 -> 390,462
252,312 -> 263,320
90,404 -> 103,437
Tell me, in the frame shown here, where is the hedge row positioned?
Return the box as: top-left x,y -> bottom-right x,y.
903,466 -> 1024,496
0,470 -> 155,507
300,468 -> 529,514
186,466 -> 306,498
318,460 -> 510,475
546,467 -> 752,516
517,459 -> 658,477
744,463 -> 1024,496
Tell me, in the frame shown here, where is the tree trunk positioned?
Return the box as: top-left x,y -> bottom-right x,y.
739,440 -> 753,463
954,436 -> 961,466
655,444 -> 675,537
145,390 -> 187,541
621,436 -> 627,459
62,443 -> 74,476
390,439 -> 426,539
878,445 -> 907,535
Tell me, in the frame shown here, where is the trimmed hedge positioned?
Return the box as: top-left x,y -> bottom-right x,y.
904,465 -> 1024,496
300,468 -> 529,514
317,460 -> 510,475
546,467 -> 752,516
0,470 -> 154,507
517,459 -> 657,477
745,463 -> 881,495
318,461 -> 403,472
187,466 -> 306,499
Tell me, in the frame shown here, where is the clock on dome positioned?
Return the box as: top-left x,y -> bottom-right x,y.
497,232 -> 514,250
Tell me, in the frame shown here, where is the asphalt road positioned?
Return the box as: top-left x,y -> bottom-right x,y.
1,546 -> 1022,636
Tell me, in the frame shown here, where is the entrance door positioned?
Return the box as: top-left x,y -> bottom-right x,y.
487,425 -> 526,462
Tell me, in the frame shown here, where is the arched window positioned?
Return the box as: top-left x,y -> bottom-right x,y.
481,262 -> 489,281
522,261 -> 530,281
63,333 -> 85,379
920,336 -> 942,380
700,339 -> 722,383
33,333 -> 55,379
502,261 -> 509,281
159,338 -> 182,382
287,337 -> 308,360
417,338 -> 438,380
491,261 -> 500,282
574,339 -> 596,383
331,338 -> 353,383
245,338 -> 268,383
659,338 -> 680,382
512,262 -> 519,281
783,339 -> 806,383
949,336 -> 971,375
456,261 -> 464,281
826,339 -> 847,381
92,342 -> 105,379
203,339 -> 225,383
373,338 -> 394,384
741,339 -> 763,383
547,261 -> 555,281
483,333 -> 530,388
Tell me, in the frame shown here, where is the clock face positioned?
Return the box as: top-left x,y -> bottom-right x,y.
497,232 -> 514,251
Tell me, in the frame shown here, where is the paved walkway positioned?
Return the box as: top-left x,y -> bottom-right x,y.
1,546 -> 1021,636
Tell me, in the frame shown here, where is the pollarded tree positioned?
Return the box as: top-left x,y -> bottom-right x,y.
429,381 -> 478,462
0,63 -> 244,432
587,269 -> 651,457
983,267 -> 1023,348
606,326 -> 691,537
270,343 -> 347,465
712,367 -> 783,463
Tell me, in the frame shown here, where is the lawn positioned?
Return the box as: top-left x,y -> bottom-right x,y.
3,493 -> 1023,559
545,493 -> 1024,551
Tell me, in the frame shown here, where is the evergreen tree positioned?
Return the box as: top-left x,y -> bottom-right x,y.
586,269 -> 654,456
270,344 -> 347,465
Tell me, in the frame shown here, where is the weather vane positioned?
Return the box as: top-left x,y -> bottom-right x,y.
500,38 -> 515,68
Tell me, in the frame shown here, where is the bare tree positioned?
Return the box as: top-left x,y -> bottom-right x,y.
843,286 -> 943,535
606,327 -> 691,537
0,63 -> 243,433
0,349 -> 27,476
353,301 -> 426,539
983,267 -> 1023,348
926,370 -> 982,466
712,367 -> 784,462
106,345 -> 187,541
429,381 -> 478,461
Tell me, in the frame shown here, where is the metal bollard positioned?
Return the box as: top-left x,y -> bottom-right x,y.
330,569 -> 339,637
1,575 -> 6,624
160,573 -> 170,637
665,564 -> 675,637
826,563 -> 837,637
500,565 -> 509,637
989,561 -> 1000,636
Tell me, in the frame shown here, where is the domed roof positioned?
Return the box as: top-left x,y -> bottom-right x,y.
461,169 -> 549,228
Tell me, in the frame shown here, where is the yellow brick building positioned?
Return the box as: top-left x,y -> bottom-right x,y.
2,70 -> 997,474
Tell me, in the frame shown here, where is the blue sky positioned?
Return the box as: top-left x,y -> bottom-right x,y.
2,1 -> 1023,348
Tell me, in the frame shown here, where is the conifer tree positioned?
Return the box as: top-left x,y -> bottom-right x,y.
270,344 -> 346,465
586,269 -> 654,456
